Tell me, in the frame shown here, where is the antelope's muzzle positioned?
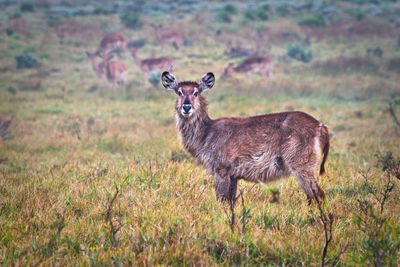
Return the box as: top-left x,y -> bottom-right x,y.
181,104 -> 193,117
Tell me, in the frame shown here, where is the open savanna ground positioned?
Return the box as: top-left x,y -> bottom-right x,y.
1,0 -> 400,266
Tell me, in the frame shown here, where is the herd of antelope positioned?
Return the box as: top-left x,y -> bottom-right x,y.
86,25 -> 329,206
86,27 -> 273,89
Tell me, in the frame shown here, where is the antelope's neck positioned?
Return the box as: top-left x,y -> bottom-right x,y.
175,111 -> 211,157
132,52 -> 142,66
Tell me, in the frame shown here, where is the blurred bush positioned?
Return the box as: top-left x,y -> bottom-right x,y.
244,9 -> 269,21
387,58 -> 400,73
276,5 -> 291,16
10,11 -> 22,19
148,72 -> 160,87
287,44 -> 312,63
217,10 -> 232,23
15,53 -> 39,69
347,8 -> 365,20
20,1 -> 34,12
217,4 -> 237,23
46,15 -> 63,27
94,7 -> 112,15
120,12 -> 143,30
223,4 -> 237,14
366,47 -> 383,58
261,4 -> 270,11
127,39 -> 146,49
6,28 -> 14,36
298,14 -> 326,27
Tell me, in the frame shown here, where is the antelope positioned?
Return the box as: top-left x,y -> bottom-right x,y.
95,33 -> 127,58
130,48 -> 173,79
149,23 -> 184,50
222,57 -> 273,81
161,71 -> 330,204
86,51 -> 127,88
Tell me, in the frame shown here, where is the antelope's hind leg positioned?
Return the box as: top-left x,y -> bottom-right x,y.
293,169 -> 325,204
214,174 -> 238,202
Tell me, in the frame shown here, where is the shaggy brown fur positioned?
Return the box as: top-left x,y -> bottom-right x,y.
162,72 -> 329,203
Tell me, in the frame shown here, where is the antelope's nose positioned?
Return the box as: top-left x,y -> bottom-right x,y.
182,104 -> 192,113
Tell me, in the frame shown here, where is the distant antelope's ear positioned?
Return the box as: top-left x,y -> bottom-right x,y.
199,72 -> 215,92
104,54 -> 114,61
161,71 -> 178,91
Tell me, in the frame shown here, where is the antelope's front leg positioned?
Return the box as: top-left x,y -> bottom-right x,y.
214,174 -> 238,202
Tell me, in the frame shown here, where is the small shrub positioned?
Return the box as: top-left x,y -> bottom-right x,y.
223,4 -> 236,14
35,0 -> 51,9
148,72 -> 160,87
256,10 -> 269,21
20,1 -> 34,12
10,11 -> 22,19
46,16 -> 63,27
261,4 -> 270,11
5,28 -> 14,36
23,46 -> 36,54
217,10 -> 232,23
120,12 -> 143,30
347,8 -> 365,20
276,5 -> 291,16
127,39 -> 146,49
298,14 -> 326,27
94,7 -> 111,15
15,53 -> 39,69
387,57 -> 400,73
353,153 -> 400,266
366,47 -> 383,58
7,87 -> 17,95
244,9 -> 268,22
244,10 -> 257,21
397,35 -> 400,48
287,44 -> 312,63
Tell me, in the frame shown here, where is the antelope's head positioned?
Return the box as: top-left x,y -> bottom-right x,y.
161,72 -> 215,119
221,63 -> 235,80
86,51 -> 105,79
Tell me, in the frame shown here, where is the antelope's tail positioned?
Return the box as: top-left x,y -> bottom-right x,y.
319,124 -> 330,175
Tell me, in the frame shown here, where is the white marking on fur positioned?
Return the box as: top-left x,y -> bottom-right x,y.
314,135 -> 321,160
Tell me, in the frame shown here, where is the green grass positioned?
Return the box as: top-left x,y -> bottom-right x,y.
0,0 -> 400,266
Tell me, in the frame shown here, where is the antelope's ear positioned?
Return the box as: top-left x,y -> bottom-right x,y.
104,54 -> 114,61
161,71 -> 178,91
199,72 -> 215,92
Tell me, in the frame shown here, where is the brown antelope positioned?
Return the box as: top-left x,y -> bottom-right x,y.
222,57 -> 273,81
86,51 -> 127,88
149,23 -> 184,50
95,33 -> 127,58
130,48 -> 173,79
161,72 -> 329,204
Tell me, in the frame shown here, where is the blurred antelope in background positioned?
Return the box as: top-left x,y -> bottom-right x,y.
161,71 -> 329,204
149,23 -> 184,50
95,33 -> 127,58
130,48 -> 173,79
222,56 -> 273,81
86,52 -> 127,89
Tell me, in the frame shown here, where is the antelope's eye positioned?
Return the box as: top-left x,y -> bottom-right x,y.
193,91 -> 198,97
178,91 -> 182,96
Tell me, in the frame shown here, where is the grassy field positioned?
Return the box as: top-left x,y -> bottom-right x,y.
1,0 -> 400,266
